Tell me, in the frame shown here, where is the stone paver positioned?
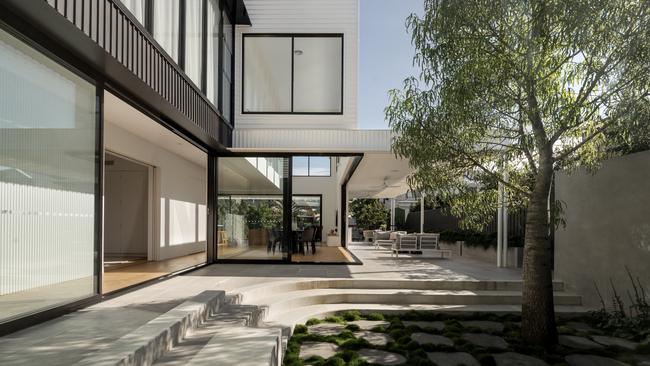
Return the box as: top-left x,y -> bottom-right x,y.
349,320 -> 390,330
358,349 -> 406,366
410,332 -> 453,346
354,331 -> 393,346
299,342 -> 341,359
493,352 -> 548,366
462,333 -> 508,350
632,355 -> 650,366
402,321 -> 445,331
559,335 -> 605,350
565,354 -> 630,366
566,322 -> 596,333
307,323 -> 346,336
460,320 -> 505,332
427,352 -> 480,366
591,335 -> 638,350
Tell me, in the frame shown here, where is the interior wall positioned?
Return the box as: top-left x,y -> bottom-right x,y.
555,150 -> 650,308
105,122 -> 207,261
104,153 -> 149,258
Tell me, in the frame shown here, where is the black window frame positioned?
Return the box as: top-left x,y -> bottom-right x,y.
292,156 -> 332,177
241,33 -> 344,115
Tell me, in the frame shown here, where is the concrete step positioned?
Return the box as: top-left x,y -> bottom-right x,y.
155,303 -> 284,366
253,288 -> 582,319
236,279 -> 567,303
74,290 -> 226,366
267,303 -> 591,333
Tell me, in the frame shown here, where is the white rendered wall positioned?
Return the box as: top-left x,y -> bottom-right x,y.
234,0 -> 359,130
105,123 -> 207,261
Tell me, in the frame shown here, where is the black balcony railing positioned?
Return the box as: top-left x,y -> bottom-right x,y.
44,0 -> 229,144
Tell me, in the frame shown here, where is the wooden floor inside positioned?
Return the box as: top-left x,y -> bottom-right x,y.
103,252 -> 206,294
292,246 -> 357,263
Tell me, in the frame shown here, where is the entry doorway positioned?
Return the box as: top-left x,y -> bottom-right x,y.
103,152 -> 154,290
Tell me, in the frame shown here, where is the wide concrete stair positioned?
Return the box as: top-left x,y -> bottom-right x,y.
234,279 -> 586,331
75,279 -> 585,365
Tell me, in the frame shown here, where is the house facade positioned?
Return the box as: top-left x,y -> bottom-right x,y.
0,0 -> 411,335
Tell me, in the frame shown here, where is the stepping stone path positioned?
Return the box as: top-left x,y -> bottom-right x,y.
460,320 -> 505,332
566,322 -> 596,333
410,332 -> 454,346
559,335 -> 604,350
358,349 -> 406,366
462,333 -> 508,350
493,352 -> 548,366
402,320 -> 445,331
591,335 -> 639,350
349,320 -> 390,330
307,323 -> 346,336
565,354 -> 630,366
427,352 -> 480,366
354,331 -> 393,346
299,342 -> 341,359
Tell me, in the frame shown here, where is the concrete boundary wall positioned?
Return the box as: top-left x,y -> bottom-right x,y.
555,150 -> 650,308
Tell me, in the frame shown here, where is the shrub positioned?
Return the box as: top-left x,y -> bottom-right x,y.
294,324 -> 308,334
366,312 -> 385,321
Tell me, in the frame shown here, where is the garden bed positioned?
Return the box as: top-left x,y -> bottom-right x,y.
284,311 -> 650,366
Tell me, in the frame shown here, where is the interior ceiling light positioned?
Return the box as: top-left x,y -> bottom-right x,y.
294,49 -> 304,55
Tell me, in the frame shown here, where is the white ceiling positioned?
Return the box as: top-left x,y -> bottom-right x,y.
104,91 -> 207,168
348,153 -> 412,199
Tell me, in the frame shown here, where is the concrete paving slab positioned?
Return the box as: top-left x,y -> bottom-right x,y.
565,354 -> 630,366
358,349 -> 407,365
493,352 -> 548,366
410,332 -> 453,346
462,333 -> 508,350
427,352 -> 480,366
559,335 -> 605,350
299,342 -> 341,360
354,331 -> 393,346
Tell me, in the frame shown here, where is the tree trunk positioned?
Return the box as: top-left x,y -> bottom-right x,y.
521,157 -> 558,346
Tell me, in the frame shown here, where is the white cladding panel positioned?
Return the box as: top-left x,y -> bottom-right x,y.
235,0 -> 358,129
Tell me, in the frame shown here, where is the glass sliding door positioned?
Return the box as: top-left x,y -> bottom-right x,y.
0,27 -> 99,322
217,157 -> 288,260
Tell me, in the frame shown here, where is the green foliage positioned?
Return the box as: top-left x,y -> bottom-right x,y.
306,318 -> 321,326
590,267 -> 650,339
294,324 -> 308,334
385,0 -> 650,228
349,199 -> 390,230
324,316 -> 346,324
366,312 -> 385,321
341,310 -> 363,321
245,202 -> 281,230
439,230 -> 524,249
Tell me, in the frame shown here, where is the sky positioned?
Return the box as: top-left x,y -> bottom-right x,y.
358,0 -> 424,129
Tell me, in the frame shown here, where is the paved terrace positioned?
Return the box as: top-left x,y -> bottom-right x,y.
0,243 -> 522,366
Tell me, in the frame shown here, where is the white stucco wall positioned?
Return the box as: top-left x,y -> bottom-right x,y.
555,150 -> 650,308
105,123 -> 207,261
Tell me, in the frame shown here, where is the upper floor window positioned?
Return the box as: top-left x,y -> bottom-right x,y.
152,0 -> 180,62
293,156 -> 331,177
184,0 -> 204,87
120,0 -> 146,25
243,34 -> 343,114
